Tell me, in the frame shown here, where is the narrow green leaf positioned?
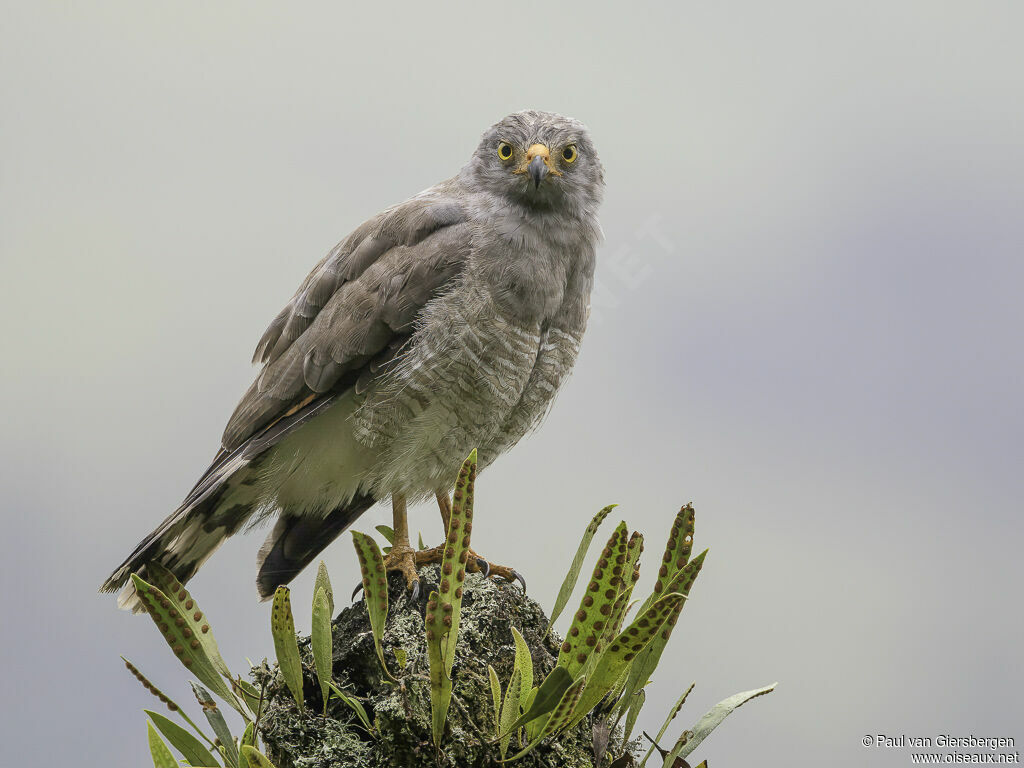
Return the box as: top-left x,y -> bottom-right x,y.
374,524 -> 395,544
312,586 -> 333,714
618,550 -> 706,720
557,521 -> 630,679
547,504 -> 615,633
425,449 -> 477,747
504,676 -> 587,761
327,681 -> 375,735
488,665 -> 502,735
240,722 -> 256,749
510,626 -> 533,711
522,687 -> 540,741
351,531 -> 393,679
146,709 -> 219,767
240,745 -> 277,768
638,505 -> 695,618
270,586 -> 304,712
565,593 -> 685,731
123,657 -> 212,743
314,561 -> 334,616
145,562 -> 233,681
418,531 -> 427,550
147,722 -> 179,768
663,683 -> 776,766
498,668 -> 522,758
233,679 -> 262,716
623,688 -> 645,743
500,665 -> 573,736
131,574 -> 246,717
191,683 -> 239,768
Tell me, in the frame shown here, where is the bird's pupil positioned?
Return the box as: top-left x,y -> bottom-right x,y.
564,147 -> 574,159
500,144 -> 511,158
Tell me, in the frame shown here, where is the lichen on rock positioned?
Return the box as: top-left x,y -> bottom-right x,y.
253,565 -> 634,767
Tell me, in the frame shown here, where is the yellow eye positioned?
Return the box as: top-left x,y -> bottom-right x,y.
497,142 -> 514,160
562,145 -> 578,163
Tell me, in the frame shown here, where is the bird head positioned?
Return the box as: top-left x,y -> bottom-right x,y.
464,110 -> 604,214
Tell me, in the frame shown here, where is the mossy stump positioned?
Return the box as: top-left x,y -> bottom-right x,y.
253,565 -> 634,767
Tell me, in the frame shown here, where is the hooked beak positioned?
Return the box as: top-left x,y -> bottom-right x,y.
528,155 -> 549,189
524,143 -> 556,190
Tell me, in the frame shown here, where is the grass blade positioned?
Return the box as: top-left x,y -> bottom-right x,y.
311,586 -> 333,714
146,709 -> 219,767
351,531 -> 393,680
663,683 -> 777,765
425,450 -> 477,747
546,504 -> 615,633
270,586 -> 304,712
327,681 -> 375,735
639,682 -> 695,767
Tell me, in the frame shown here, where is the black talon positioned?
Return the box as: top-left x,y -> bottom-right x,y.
475,557 -> 490,578
410,579 -> 421,602
512,570 -> 527,593
351,581 -> 364,601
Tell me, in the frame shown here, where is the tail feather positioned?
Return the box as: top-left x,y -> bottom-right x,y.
256,494 -> 375,600
101,462 -> 260,610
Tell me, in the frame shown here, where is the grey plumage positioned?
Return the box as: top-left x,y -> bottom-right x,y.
102,110 -> 604,607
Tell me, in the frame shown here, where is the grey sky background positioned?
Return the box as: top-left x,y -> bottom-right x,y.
2,3 -> 1022,766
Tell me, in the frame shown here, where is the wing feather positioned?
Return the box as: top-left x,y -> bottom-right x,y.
224,183 -> 472,451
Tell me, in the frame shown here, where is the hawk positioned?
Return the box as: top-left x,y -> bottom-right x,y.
102,110 -> 604,607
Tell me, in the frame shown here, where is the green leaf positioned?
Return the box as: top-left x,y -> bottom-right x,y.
240,722 -> 256,749
270,586 -> 304,712
191,683 -> 239,768
498,668 -> 522,758
618,550 -> 706,721
504,676 -> 587,761
487,665 -> 502,735
131,574 -> 246,717
351,531 -> 393,680
146,709 -> 219,767
565,593 -> 685,731
425,449 -> 477,747
418,531 -> 427,550
637,505 -> 695,618
314,561 -> 334,616
147,722 -> 180,768
233,679 -> 262,716
510,626 -> 533,711
374,525 -> 395,544
240,745 -> 277,768
499,665 -> 573,736
557,521 -> 630,679
312,586 -> 333,714
663,683 -> 776,766
123,657 -> 212,743
327,681 -> 375,735
547,504 -> 615,633
145,562 -> 234,681
623,688 -> 645,743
